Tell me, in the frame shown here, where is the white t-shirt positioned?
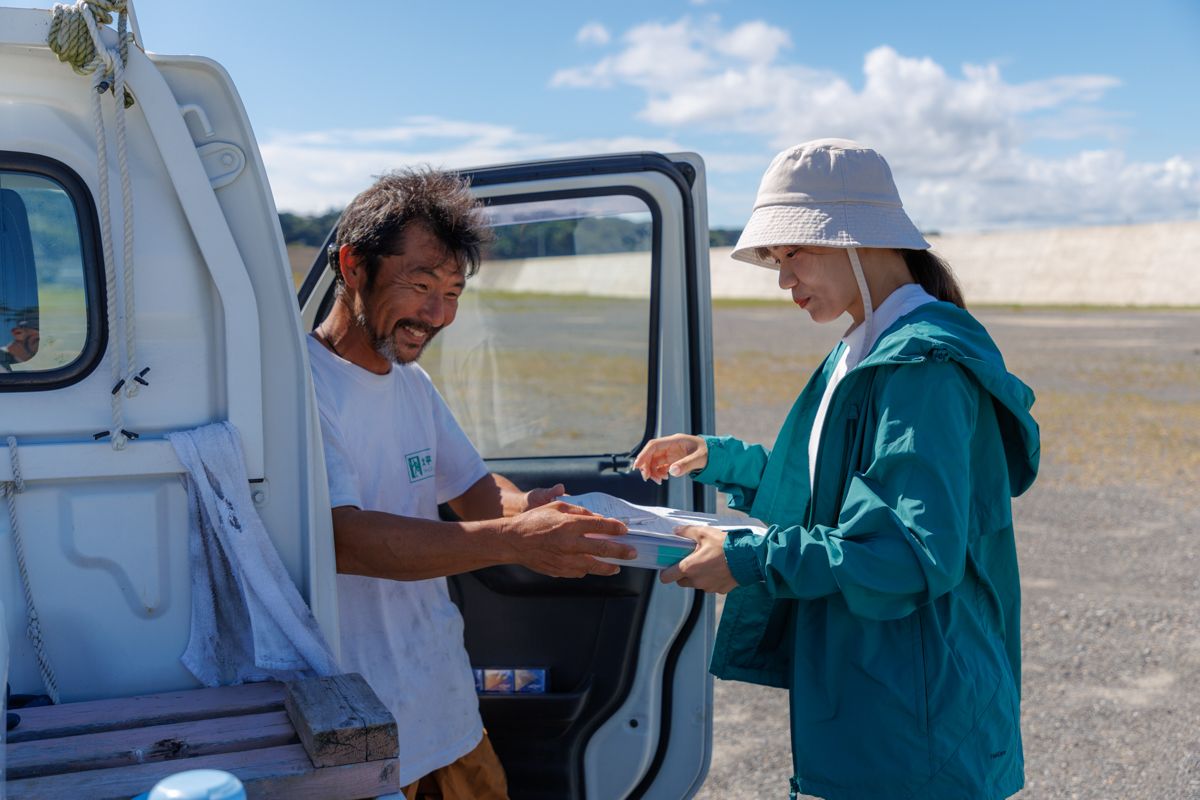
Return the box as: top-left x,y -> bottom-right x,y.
808,283 -> 937,490
307,335 -> 490,786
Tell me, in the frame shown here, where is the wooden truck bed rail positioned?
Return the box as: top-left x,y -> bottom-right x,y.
4,674 -> 399,799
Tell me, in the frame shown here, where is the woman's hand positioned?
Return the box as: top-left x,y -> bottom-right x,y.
633,434 -> 708,484
660,525 -> 737,594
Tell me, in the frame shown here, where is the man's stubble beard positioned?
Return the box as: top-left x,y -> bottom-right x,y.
354,308 -> 440,365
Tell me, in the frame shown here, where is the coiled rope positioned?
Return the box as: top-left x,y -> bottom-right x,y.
3,437 -> 60,703
47,0 -> 134,107
48,0 -> 148,448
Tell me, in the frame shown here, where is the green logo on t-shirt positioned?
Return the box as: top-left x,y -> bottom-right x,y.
406,449 -> 434,483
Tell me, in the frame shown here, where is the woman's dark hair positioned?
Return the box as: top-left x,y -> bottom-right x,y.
902,248 -> 966,308
328,167 -> 492,290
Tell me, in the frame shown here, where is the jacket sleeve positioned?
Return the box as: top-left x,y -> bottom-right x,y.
724,361 -> 978,620
692,434 -> 770,514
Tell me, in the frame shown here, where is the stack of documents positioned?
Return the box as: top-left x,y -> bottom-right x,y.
568,492 -> 767,571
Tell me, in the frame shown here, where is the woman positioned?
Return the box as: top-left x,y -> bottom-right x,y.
634,139 -> 1040,800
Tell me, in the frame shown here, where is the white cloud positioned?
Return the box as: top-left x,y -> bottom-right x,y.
552,18 -> 715,90
551,16 -> 1199,230
576,22 -> 610,46
909,150 -> 1200,231
715,20 -> 790,63
260,118 -> 690,214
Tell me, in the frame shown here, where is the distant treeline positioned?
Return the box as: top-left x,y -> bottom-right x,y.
708,229 -> 741,247
278,211 -> 743,255
279,211 -> 341,248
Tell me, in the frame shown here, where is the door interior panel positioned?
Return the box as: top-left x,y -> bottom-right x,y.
450,466 -> 668,799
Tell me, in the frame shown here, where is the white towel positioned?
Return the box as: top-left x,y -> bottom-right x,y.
169,422 -> 338,686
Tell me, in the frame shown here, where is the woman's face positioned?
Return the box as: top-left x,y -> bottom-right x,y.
767,245 -> 863,324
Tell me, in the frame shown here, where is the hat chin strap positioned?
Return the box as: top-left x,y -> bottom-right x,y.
848,247 -> 873,355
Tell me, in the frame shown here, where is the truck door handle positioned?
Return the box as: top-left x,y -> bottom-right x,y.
600,456 -> 634,474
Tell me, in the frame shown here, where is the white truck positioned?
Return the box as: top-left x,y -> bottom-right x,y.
1,4 -> 717,798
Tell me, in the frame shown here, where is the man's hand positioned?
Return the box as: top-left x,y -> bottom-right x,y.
633,434 -> 708,484
451,475 -> 565,520
505,501 -> 636,578
522,483 -> 566,512
659,525 -> 737,594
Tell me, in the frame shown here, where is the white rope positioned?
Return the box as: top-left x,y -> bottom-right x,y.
3,437 -> 60,703
73,0 -> 143,447
89,63 -> 127,449
847,247 -> 873,367
114,12 -> 140,402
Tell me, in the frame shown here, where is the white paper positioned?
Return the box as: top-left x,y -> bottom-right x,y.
567,492 -> 767,570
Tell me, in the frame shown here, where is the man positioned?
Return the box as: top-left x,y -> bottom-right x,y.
0,318 -> 39,372
307,168 -> 634,800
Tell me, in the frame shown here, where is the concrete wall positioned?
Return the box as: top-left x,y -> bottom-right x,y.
929,220 -> 1200,306
471,250 -> 653,298
471,220 -> 1200,306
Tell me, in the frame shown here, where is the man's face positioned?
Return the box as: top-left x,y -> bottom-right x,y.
352,224 -> 465,364
10,326 -> 39,361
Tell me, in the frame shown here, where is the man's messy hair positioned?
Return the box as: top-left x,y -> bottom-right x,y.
328,167 -> 492,289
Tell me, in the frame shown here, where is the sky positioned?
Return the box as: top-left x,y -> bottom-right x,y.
107,1 -> 1200,230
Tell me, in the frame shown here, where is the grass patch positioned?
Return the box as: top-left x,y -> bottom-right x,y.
424,348 -> 649,459
712,296 -> 793,309
463,290 -> 645,309
714,352 -> 822,412
1061,354 -> 1200,394
1034,388 -> 1200,494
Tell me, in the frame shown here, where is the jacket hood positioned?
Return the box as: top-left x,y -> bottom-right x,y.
862,301 -> 1041,496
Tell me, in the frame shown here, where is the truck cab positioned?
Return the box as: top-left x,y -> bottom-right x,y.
0,6 -> 715,797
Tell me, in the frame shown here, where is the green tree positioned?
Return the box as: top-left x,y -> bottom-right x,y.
279,210 -> 340,247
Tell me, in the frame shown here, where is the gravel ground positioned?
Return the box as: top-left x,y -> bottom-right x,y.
696,305 -> 1200,800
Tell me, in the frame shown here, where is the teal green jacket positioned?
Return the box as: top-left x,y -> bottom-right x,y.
696,302 -> 1039,800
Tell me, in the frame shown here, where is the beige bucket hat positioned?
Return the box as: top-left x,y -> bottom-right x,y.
731,138 -> 929,269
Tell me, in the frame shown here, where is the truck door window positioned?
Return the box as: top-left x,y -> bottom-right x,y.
0,159 -> 100,387
422,191 -> 656,458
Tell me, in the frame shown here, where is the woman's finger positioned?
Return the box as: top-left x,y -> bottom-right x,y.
635,441 -> 670,482
668,449 -> 704,477
633,438 -> 668,469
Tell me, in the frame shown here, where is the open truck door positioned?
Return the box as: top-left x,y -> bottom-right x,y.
300,153 -> 717,799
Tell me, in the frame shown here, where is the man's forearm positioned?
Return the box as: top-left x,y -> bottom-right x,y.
493,472 -> 527,517
335,499 -> 635,582
333,506 -> 513,581
448,473 -> 528,521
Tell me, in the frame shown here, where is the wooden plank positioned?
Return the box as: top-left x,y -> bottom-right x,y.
8,682 -> 285,744
283,673 -> 398,767
6,743 -> 398,800
7,710 -> 297,779
237,755 -> 399,800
